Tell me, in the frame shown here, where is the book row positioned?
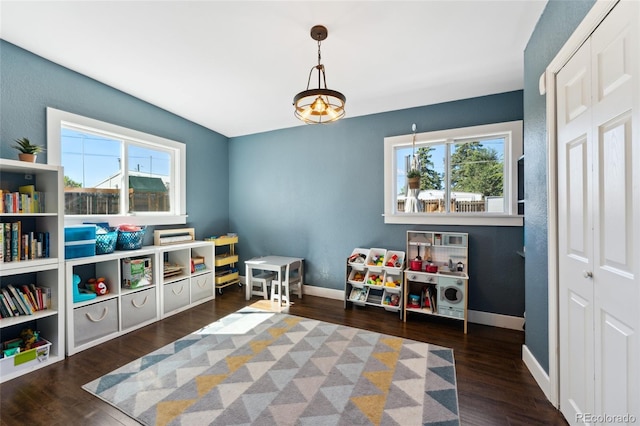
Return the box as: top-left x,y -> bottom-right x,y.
0,222 -> 50,262
0,284 -> 51,319
1,185 -> 45,214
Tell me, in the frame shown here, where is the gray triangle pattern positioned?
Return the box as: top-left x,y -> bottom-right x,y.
83,307 -> 459,425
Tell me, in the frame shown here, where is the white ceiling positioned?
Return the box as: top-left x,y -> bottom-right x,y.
0,1 -> 547,137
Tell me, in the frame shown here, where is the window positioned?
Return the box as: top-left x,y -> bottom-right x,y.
47,108 -> 186,226
383,121 -> 523,226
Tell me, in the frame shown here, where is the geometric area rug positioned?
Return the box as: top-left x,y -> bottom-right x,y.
83,307 -> 460,426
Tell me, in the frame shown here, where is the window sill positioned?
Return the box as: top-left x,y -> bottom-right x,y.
64,214 -> 188,227
383,214 -> 523,227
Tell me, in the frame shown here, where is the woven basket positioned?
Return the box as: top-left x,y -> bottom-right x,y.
95,229 -> 118,255
116,227 -> 146,250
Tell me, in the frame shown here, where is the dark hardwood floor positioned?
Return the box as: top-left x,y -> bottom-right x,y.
0,287 -> 568,425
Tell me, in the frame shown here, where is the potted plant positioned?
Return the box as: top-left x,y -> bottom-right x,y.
12,137 -> 45,162
406,169 -> 421,189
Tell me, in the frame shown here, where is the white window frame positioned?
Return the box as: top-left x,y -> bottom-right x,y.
46,107 -> 187,226
383,120 -> 523,226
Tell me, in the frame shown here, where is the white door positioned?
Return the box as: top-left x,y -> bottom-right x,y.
557,1 -> 639,425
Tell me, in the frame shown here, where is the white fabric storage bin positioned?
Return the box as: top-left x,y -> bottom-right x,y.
121,287 -> 157,330
163,279 -> 189,314
191,272 -> 213,302
74,299 -> 118,346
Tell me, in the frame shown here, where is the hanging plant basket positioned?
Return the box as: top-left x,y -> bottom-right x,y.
407,176 -> 420,189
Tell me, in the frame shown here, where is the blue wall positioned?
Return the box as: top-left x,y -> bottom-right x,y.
230,92 -> 525,317
0,40 -> 230,241
523,0 -> 595,372
2,39 -> 528,319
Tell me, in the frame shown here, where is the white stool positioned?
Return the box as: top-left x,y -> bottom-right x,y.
251,272 -> 275,299
270,261 -> 303,307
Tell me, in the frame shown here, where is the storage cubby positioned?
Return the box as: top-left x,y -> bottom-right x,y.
64,240 -> 214,355
0,159 -> 64,383
158,241 -> 214,317
344,246 -> 405,319
65,247 -> 158,355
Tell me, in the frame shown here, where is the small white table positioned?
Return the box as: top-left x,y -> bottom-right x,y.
245,256 -> 304,302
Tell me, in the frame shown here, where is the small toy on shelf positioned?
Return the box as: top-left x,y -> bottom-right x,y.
86,277 -> 109,295
407,294 -> 420,308
20,328 -> 38,350
72,274 -> 97,303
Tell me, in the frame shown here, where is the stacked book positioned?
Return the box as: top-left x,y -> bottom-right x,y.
191,256 -> 206,273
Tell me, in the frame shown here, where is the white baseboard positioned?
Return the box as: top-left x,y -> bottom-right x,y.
522,344 -> 554,405
467,310 -> 525,331
301,284 -> 344,300
241,277 -> 525,330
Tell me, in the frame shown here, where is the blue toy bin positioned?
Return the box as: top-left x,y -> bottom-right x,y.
116,226 -> 146,250
96,228 -> 118,254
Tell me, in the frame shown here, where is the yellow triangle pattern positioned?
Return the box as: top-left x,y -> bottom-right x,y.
154,316 -> 302,424
373,350 -> 400,370
351,394 -> 388,425
155,399 -> 196,426
268,327 -> 288,339
351,336 -> 404,423
195,374 -> 228,397
363,370 -> 395,394
226,355 -> 254,373
282,317 -> 302,327
249,339 -> 272,354
380,337 -> 403,351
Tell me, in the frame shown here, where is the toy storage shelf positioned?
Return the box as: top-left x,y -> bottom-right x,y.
159,241 -> 215,317
403,230 -> 470,333
207,235 -> 240,295
343,247 -> 404,319
64,241 -> 214,356
0,159 -> 64,383
64,246 -> 158,356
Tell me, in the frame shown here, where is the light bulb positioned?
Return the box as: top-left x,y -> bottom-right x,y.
311,96 -> 328,113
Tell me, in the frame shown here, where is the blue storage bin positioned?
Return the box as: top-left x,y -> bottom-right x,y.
65,240 -> 96,259
116,227 -> 146,250
65,225 -> 97,242
95,228 -> 118,255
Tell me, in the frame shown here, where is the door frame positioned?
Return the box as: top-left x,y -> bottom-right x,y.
543,0 -> 619,408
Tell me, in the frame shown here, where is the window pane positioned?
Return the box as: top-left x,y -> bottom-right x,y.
396,143 -> 446,214
449,137 -> 505,213
61,128 -> 122,215
127,145 -> 171,212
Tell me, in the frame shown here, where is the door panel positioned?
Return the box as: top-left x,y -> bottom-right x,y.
600,312 -> 633,418
599,116 -> 632,274
567,290 -> 592,417
567,137 -> 589,261
558,37 -> 594,424
595,15 -> 633,102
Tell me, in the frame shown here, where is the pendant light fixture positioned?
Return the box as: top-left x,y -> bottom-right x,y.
293,25 -> 346,124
